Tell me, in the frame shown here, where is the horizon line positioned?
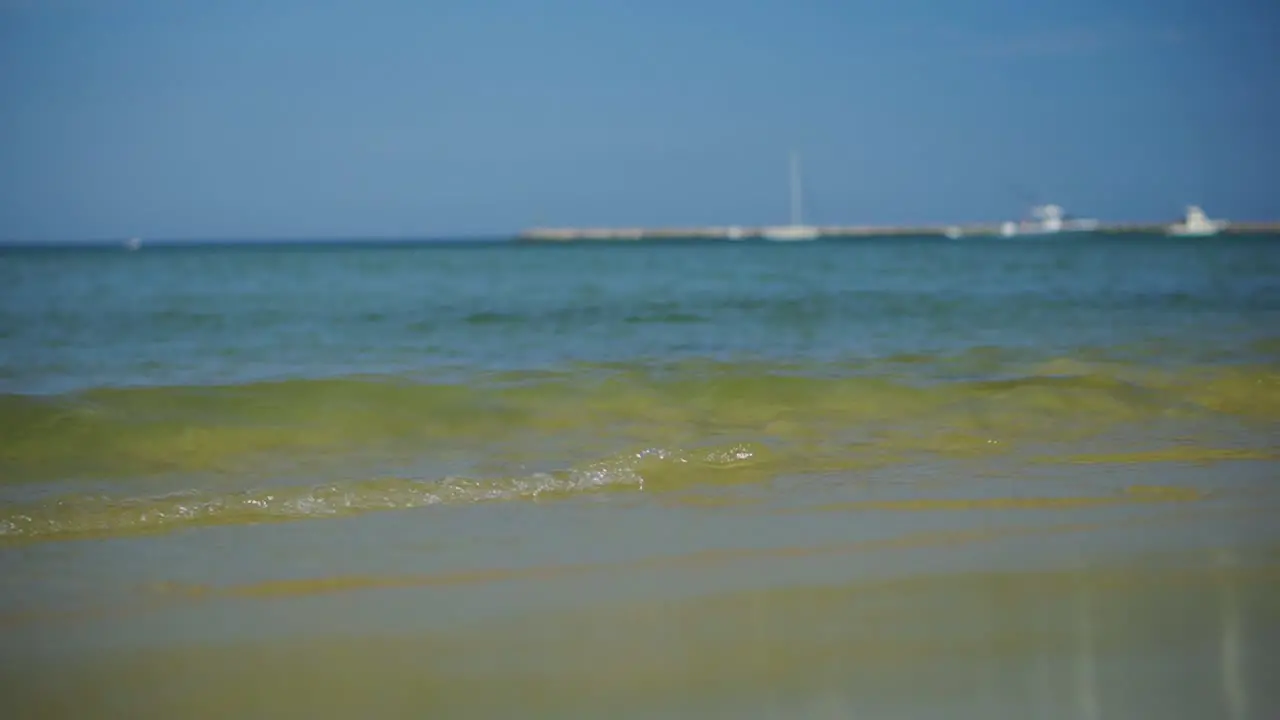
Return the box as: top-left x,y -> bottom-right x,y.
0,234 -> 520,247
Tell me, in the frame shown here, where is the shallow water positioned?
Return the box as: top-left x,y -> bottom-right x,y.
2,236 -> 1279,717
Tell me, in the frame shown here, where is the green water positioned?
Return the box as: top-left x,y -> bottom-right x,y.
2,237 -> 1278,717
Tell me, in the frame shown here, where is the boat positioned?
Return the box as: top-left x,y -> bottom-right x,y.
761,152 -> 819,242
1167,205 -> 1227,237
123,237 -> 142,251
997,204 -> 1098,238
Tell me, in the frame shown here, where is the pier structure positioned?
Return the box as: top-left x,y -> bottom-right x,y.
517,221 -> 1280,242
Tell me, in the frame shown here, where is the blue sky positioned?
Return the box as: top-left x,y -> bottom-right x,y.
1,0 -> 1276,240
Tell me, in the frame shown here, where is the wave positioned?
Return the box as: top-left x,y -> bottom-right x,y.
3,357 -> 1276,482
1,356 -> 1276,543
0,444 -> 766,543
0,442 -> 1249,545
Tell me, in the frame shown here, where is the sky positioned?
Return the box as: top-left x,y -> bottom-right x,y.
0,0 -> 1277,240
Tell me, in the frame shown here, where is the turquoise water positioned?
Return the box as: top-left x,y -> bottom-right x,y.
5,238 -> 1279,394
2,236 -> 1279,718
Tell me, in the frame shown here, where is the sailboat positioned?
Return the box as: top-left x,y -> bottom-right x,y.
761,152 -> 819,242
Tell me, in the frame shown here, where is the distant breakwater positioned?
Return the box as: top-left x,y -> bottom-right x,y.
518,221 -> 1280,242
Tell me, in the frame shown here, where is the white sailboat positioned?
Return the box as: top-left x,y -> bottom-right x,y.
1167,205 -> 1227,237
761,152 -> 819,242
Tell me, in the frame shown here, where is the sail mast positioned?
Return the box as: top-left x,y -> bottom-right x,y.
789,151 -> 803,226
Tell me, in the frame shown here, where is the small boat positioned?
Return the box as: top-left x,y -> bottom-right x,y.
997,205 -> 1098,238
1167,205 -> 1227,237
761,224 -> 820,242
761,152 -> 819,242
124,237 -> 142,251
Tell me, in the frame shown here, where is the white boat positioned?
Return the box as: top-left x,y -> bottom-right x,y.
998,204 -> 1098,238
761,152 -> 819,242
761,224 -> 819,241
1167,205 -> 1227,237
124,237 -> 142,251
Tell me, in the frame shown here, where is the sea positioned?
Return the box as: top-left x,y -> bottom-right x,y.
2,235 -> 1278,719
